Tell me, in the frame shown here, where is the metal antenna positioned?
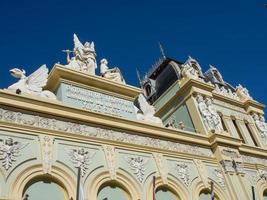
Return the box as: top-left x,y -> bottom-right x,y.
158,42 -> 166,59
136,68 -> 142,87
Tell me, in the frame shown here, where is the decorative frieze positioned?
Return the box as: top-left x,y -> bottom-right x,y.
39,135 -> 54,174
125,156 -> 148,183
103,145 -> 117,180
0,108 -> 213,158
175,163 -> 190,186
241,155 -> 267,166
0,138 -> 28,170
67,147 -> 96,177
214,85 -> 239,100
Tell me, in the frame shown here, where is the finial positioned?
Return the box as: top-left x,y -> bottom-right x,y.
158,42 -> 166,59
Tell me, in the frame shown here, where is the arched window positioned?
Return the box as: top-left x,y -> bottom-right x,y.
97,182 -> 130,200
263,189 -> 267,200
22,176 -> 68,200
199,189 -> 219,200
156,186 -> 180,200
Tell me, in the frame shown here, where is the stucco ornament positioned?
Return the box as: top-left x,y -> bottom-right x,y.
259,169 -> 267,181
214,85 -> 239,100
181,62 -> 199,80
236,84 -> 252,101
213,169 -> 226,189
64,34 -> 97,75
252,113 -> 267,140
0,138 -> 28,170
195,94 -> 223,132
103,145 -> 117,180
125,156 -> 148,183
175,163 -> 190,186
39,135 -> 54,174
67,147 -> 96,177
7,65 -> 57,100
100,58 -> 126,84
135,93 -> 163,125
193,159 -> 209,188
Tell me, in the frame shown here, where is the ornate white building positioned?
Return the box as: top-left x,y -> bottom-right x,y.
0,35 -> 266,200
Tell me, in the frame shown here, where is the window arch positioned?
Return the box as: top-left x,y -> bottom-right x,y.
97,181 -> 130,200
199,189 -> 219,200
155,186 -> 180,200
22,175 -> 69,200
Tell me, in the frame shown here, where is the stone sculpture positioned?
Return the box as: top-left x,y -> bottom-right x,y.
64,34 -> 97,75
100,58 -> 126,84
253,113 -> 267,139
195,94 -> 223,132
181,62 -> 200,80
67,147 -> 96,177
125,156 -> 148,183
0,138 -> 28,170
135,93 -> 163,125
236,84 -> 252,101
7,65 -> 57,100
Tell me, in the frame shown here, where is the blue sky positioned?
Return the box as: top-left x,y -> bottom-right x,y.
0,0 -> 266,106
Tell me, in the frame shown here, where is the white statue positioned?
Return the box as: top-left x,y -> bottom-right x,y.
181,63 -> 199,80
7,65 -> 57,100
196,95 -> 223,132
236,84 -> 252,101
135,93 -> 162,125
205,98 -> 223,131
64,34 -> 97,75
100,58 -> 126,84
253,113 -> 267,139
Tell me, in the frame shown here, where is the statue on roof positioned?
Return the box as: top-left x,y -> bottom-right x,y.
7,65 -> 57,100
63,34 -> 97,75
100,58 -> 126,84
134,93 -> 163,125
181,56 -> 203,81
236,84 -> 252,101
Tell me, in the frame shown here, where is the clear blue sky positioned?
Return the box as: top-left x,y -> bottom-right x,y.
0,0 -> 266,107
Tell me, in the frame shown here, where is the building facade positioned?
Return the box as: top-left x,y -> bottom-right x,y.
0,35 -> 266,200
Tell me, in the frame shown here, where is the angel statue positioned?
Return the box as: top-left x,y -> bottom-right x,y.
100,58 -> 126,84
0,138 -> 28,170
7,65 -> 57,100
134,93 -> 162,125
63,34 -> 97,75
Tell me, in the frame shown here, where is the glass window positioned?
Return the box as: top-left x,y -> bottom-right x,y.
23,178 -> 68,200
199,190 -> 219,200
263,189 -> 267,200
97,185 -> 129,200
155,187 -> 179,200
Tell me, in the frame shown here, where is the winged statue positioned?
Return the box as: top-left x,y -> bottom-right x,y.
64,34 -> 97,75
7,65 -> 57,100
135,93 -> 162,125
0,138 -> 28,170
67,148 -> 96,177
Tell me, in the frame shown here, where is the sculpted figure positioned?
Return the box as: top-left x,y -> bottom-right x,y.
64,34 -> 97,75
100,58 -> 126,84
135,93 -> 162,125
181,63 -> 199,80
236,84 -> 252,101
7,65 -> 57,100
205,98 -> 223,131
196,95 -> 223,132
253,113 -> 267,138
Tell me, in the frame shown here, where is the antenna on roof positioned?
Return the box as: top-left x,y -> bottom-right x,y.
158,42 -> 166,59
136,68 -> 142,87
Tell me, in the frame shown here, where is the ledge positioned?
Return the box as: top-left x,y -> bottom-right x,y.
46,64 -> 141,101
0,90 -> 211,147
